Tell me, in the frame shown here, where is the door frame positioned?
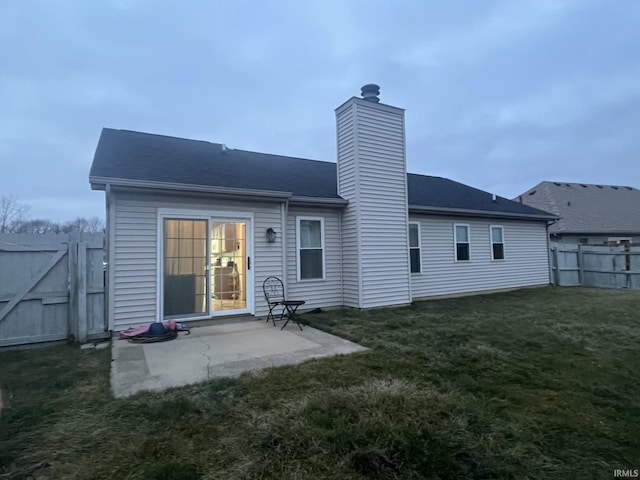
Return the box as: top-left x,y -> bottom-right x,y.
157,208 -> 254,321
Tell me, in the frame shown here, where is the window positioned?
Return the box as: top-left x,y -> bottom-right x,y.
454,224 -> 470,261
409,223 -> 421,273
490,226 -> 505,260
297,217 -> 324,280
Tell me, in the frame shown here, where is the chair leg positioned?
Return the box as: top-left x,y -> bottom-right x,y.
280,307 -> 303,331
266,305 -> 277,326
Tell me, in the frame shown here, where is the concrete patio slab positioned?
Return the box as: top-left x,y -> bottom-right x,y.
111,320 -> 367,397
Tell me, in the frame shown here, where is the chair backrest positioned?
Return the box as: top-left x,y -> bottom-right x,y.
263,276 -> 285,304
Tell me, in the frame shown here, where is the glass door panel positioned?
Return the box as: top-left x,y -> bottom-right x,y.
210,221 -> 247,313
163,218 -> 208,318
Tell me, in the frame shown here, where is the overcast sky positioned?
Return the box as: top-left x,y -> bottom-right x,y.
1,0 -> 639,221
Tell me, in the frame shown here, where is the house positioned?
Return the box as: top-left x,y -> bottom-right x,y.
516,181 -> 640,244
90,84 -> 556,331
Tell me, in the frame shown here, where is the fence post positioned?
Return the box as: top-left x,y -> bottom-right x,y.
551,247 -> 559,285
77,241 -> 88,344
577,245 -> 584,286
68,236 -> 78,342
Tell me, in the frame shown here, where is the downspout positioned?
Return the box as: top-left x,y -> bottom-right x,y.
104,183 -> 113,332
339,208 -> 344,307
546,219 -> 557,285
281,199 -> 289,297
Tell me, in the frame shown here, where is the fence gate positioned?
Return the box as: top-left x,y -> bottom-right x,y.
0,233 -> 106,347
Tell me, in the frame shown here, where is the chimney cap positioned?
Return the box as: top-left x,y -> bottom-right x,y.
361,84 -> 380,103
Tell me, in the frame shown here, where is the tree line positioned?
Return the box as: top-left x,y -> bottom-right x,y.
0,195 -> 105,234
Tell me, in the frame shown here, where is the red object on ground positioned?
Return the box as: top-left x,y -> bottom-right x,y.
119,320 -> 178,340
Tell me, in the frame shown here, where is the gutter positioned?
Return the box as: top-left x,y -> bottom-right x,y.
89,176 -> 292,200
289,196 -> 348,208
550,230 -> 640,236
408,205 -> 557,222
90,176 -> 348,208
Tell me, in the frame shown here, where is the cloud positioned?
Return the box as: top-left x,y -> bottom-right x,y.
392,0 -> 577,69
433,68 -> 640,137
23,195 -> 105,222
1,0 -> 639,221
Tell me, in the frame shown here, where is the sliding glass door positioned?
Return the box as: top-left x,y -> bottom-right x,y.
161,214 -> 252,321
163,219 -> 208,318
210,221 -> 247,313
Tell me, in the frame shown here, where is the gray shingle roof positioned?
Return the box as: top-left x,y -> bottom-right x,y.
89,129 -> 340,199
516,181 -> 640,234
90,128 -> 553,220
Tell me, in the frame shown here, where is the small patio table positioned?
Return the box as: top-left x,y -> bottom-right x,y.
280,300 -> 305,330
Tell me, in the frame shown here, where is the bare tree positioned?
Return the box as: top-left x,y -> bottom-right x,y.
87,216 -> 105,233
0,195 -> 30,233
1,197 -> 105,234
61,216 -> 105,233
13,219 -> 58,234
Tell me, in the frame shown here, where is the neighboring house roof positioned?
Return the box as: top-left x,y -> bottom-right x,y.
516,181 -> 640,234
90,128 -> 555,221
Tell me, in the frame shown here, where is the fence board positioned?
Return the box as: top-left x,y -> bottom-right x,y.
551,242 -> 640,290
0,233 -> 106,347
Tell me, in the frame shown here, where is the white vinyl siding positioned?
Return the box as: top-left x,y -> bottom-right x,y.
454,224 -> 470,261
410,216 -> 550,299
336,103 -> 360,307
110,192 -> 284,330
490,225 -> 505,260
286,208 -> 343,310
112,197 -> 157,331
335,98 -> 411,308
409,222 -> 421,273
297,217 -> 325,280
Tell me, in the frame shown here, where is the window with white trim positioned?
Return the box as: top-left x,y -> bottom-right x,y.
454,224 -> 470,261
409,222 -> 421,273
297,217 -> 325,280
490,226 -> 505,260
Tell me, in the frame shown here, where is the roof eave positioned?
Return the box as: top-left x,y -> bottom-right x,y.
408,204 -> 557,222
289,195 -> 348,208
89,176 -> 292,200
89,176 -> 348,206
551,229 -> 640,236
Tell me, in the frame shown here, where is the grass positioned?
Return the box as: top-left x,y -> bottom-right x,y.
1,286 -> 639,479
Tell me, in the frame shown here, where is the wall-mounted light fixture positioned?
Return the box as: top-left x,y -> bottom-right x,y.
266,227 -> 277,243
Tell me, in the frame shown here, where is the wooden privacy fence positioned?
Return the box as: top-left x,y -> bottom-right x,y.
550,242 -> 640,289
0,233 -> 107,347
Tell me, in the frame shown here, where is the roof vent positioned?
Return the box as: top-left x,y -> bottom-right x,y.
492,194 -> 497,202
580,184 -> 587,188
554,182 -> 561,186
596,185 -> 603,189
361,84 -> 380,103
612,186 -> 619,190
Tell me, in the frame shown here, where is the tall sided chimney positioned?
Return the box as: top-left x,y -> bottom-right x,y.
336,84 -> 411,308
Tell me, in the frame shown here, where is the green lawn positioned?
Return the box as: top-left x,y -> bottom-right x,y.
1,287 -> 639,479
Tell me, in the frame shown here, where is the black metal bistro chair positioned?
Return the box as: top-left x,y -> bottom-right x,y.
262,276 -> 306,330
